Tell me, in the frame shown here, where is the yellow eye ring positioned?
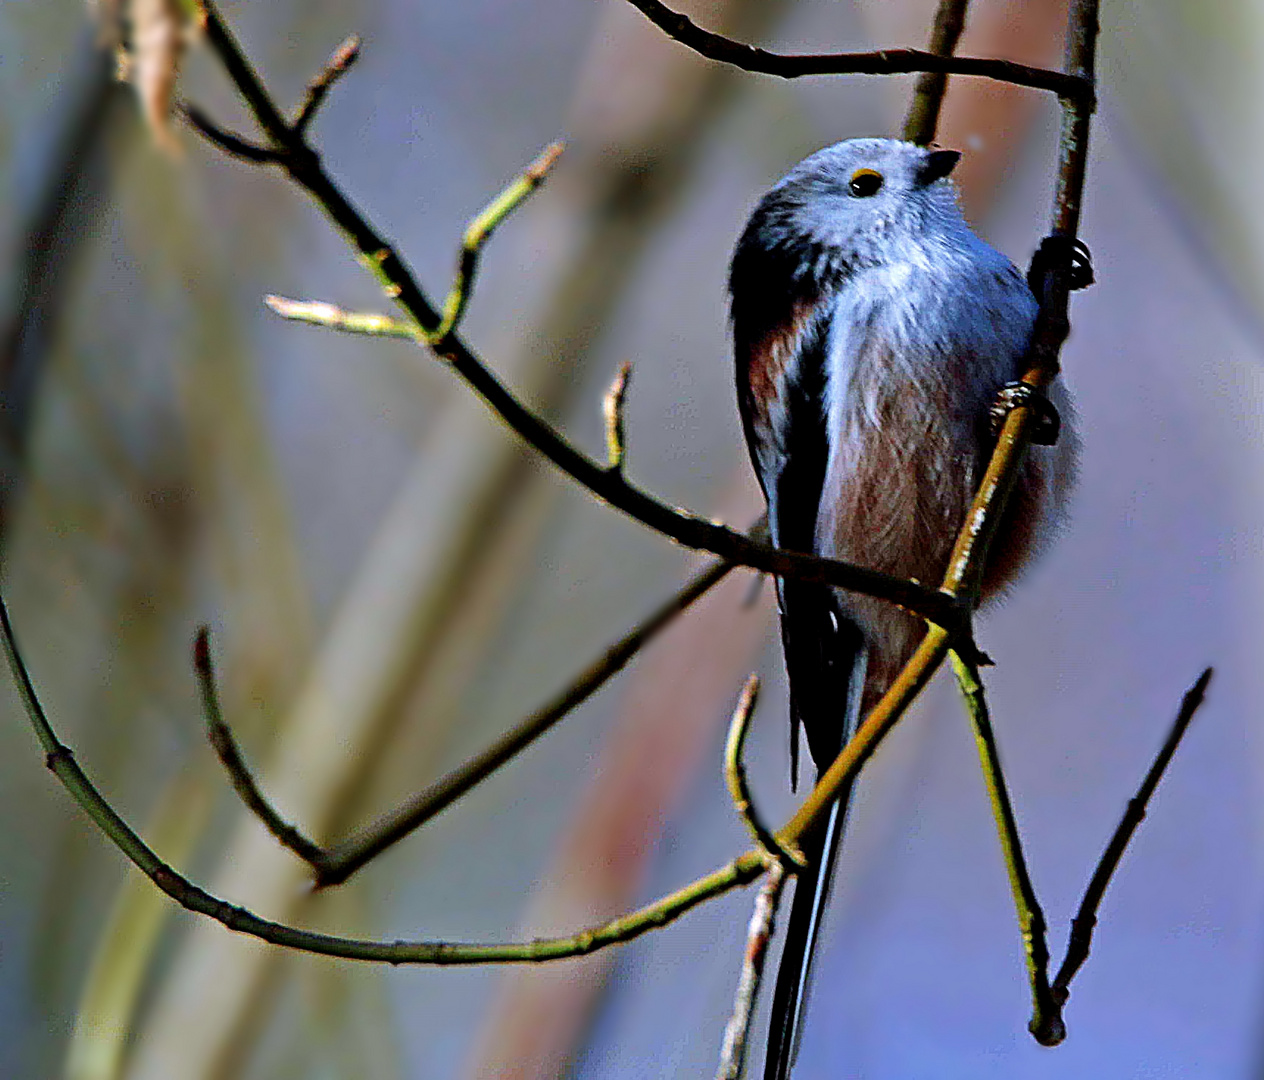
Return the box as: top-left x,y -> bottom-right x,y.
848,168 -> 884,197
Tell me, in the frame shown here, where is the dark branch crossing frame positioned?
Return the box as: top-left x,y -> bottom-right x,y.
1,0 -> 1212,1066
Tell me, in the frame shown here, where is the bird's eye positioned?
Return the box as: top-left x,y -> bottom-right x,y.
848,168 -> 884,197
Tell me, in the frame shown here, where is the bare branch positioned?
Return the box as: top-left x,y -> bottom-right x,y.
724,675 -> 804,870
311,553 -> 737,887
1051,668 -> 1214,1004
716,863 -> 788,1080
294,34 -> 362,136
193,547 -> 739,886
622,0 -> 1092,104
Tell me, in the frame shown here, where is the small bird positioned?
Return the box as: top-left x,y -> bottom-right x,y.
728,138 -> 1076,1079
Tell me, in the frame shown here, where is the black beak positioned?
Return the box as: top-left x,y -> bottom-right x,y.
916,148 -> 961,187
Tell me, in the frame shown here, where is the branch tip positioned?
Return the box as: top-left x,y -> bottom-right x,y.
427,140 -> 566,345
295,33 -> 364,133
725,675 -> 805,870
1050,664 -> 1213,1001
193,624 -> 211,672
603,361 -> 632,472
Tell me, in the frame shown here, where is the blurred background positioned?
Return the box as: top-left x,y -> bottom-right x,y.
3,1 -> 1264,1077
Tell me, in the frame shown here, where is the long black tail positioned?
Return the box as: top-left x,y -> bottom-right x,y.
763,775 -> 855,1080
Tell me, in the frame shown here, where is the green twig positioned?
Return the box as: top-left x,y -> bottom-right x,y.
951,649 -> 1061,1045
264,295 -> 421,340
724,675 -> 804,870
427,140 -> 566,347
1051,668 -> 1213,1002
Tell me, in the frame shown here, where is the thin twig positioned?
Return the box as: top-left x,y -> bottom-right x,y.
716,863 -> 788,1080
194,629 -> 324,865
179,102 -> 276,163
724,675 -> 804,870
901,0 -> 970,145
193,546 -> 739,886
311,552 -> 738,887
264,295 -> 421,341
1051,668 -> 1214,1003
622,0 -> 1092,104
427,140 -> 565,347
293,34 -> 361,136
950,650 -> 1061,1044
603,361 -> 631,474
191,0 -> 966,633
3,590 -> 770,962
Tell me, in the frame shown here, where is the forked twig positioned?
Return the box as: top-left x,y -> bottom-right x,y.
196,550 -> 740,887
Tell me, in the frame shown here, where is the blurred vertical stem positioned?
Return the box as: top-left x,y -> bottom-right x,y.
901,0 -> 969,144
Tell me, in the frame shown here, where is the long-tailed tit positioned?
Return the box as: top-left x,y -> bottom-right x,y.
729,138 -> 1077,1079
